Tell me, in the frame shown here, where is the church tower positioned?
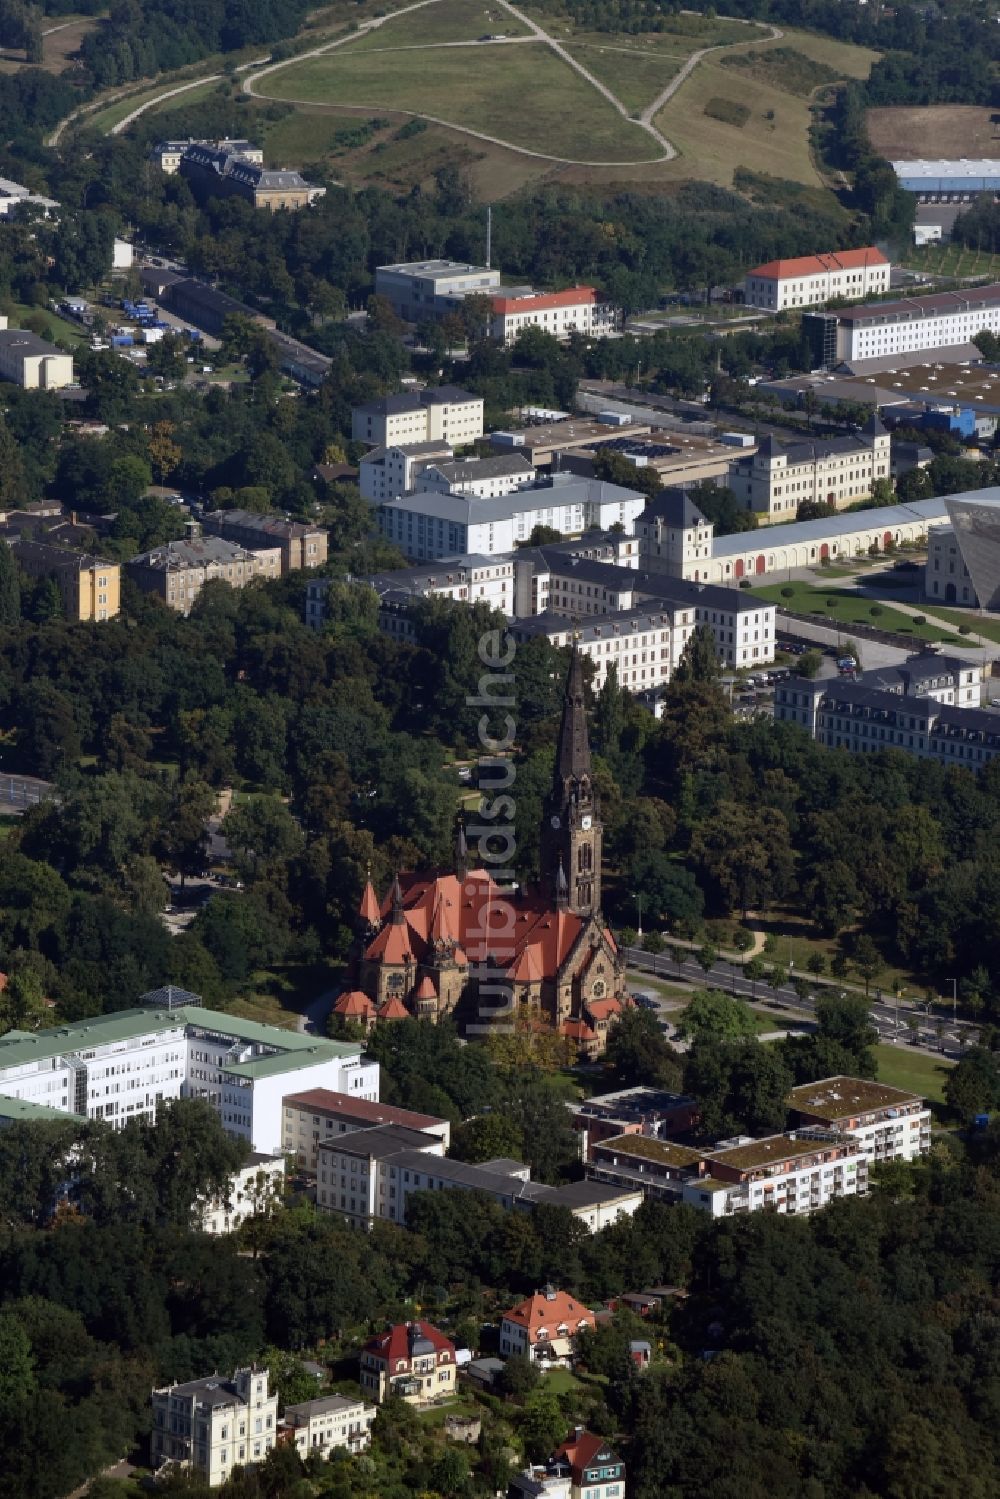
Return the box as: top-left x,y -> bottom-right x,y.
540,644 -> 602,917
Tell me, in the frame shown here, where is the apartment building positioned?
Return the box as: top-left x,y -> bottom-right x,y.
813,680 -> 1000,769
201,508 -> 328,573
743,247 -> 890,312
127,536 -> 281,614
352,386 -> 484,448
825,283 -> 1000,364
682,1132 -> 868,1217
359,440 -> 453,503
634,487 -> 716,579
9,540 -> 119,620
151,1366 -> 278,1486
0,1002 -> 377,1153
729,419 -> 892,522
377,475 -> 647,559
568,1086 -> 699,1162
360,1321 -> 456,1405
305,556 -> 517,630
499,1287 -> 596,1365
0,327 -> 74,389
200,1153 -> 285,1234
786,1077 -> 931,1163
588,1135 -> 706,1203
489,286 -> 618,343
421,452 -> 536,498
509,604 -> 685,694
516,548 -> 776,670
374,259 -> 502,321
283,1394 -> 375,1458
316,1123 -> 446,1225
282,1087 -> 450,1171
774,651 -> 983,735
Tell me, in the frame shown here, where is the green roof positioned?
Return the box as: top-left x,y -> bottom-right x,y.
0,1005 -> 361,1073
0,1095 -> 72,1122
222,1044 -> 350,1080
599,1133 -> 703,1169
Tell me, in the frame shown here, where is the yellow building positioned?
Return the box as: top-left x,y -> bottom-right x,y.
10,539 -> 120,620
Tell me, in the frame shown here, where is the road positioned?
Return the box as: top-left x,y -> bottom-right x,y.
623,945 -> 971,1062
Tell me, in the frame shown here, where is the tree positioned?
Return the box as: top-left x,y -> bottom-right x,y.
451,1113 -> 524,1164
0,538 -> 19,626
815,992 -> 877,1076
944,1047 -> 1000,1124
678,988 -> 758,1042
851,934 -> 884,997
673,623 -> 721,685
798,650 -> 822,679
605,1007 -> 682,1091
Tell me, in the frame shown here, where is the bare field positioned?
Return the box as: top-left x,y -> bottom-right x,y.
867,104 -> 1000,159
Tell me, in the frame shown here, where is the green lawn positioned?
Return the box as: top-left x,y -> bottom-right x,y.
350,0 -> 530,49
900,243 -> 1000,281
260,40 -> 657,160
4,300 -> 89,346
521,9 -> 767,53
751,581 -> 966,644
562,42 -> 681,114
918,603 -> 1000,646
875,1042 -> 953,1104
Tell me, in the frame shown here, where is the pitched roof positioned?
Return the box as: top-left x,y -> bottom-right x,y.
359,880 -> 380,925
553,1430 -> 621,1480
554,644 -> 591,787
414,975 -> 437,1001
492,286 -> 596,314
747,247 -> 888,280
501,1289 -> 596,1337
377,995 -> 410,1020
332,989 -> 376,1019
363,1321 -> 455,1363
283,1088 -> 445,1131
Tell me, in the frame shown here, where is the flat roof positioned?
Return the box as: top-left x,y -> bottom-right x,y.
597,1134 -> 703,1168
892,158 -> 1000,177
708,1134 -> 838,1170
787,1075 -> 923,1119
284,1088 -> 443,1129
0,1094 -> 71,1122
491,418 -> 651,450
713,495 -> 958,556
0,1004 -> 360,1073
838,283 -> 1000,324
319,1124 -> 435,1158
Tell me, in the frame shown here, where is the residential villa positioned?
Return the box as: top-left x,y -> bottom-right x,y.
359,1321 -> 456,1405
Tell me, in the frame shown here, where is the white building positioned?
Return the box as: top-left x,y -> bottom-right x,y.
283,1394 -> 375,1458
813,680 -> 1000,768
150,138 -> 264,174
351,386 -> 484,448
421,452 -> 536,498
774,652 -> 983,736
499,1287 -> 596,1365
829,284 -> 1000,364
200,1152 -> 285,1234
0,1002 -> 378,1154
729,419 -> 892,522
316,1125 -> 447,1226
377,475 -> 647,560
374,259 -> 502,322
489,286 -> 617,344
306,555 -> 517,631
680,1131 -> 869,1218
0,326 -> 74,390
359,440 -> 453,503
743,247 -> 889,312
510,605 -> 686,693
925,519 -> 976,605
113,238 -> 134,270
786,1076 -> 932,1163
151,1366 -> 278,1487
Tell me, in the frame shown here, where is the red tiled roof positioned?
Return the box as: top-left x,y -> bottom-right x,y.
553,1430 -> 620,1480
359,881 -> 380,925
365,920 -> 415,964
491,286 -> 596,315
747,247 -> 888,280
363,1320 -> 455,1365
333,989 -> 376,1019
414,975 -> 437,1001
584,996 -> 623,1021
561,1018 -> 596,1042
501,1290 -> 596,1338
283,1088 -> 445,1131
377,995 -> 410,1020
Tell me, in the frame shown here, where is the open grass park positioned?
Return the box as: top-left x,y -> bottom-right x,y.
238,0 -> 881,192
751,580 -> 970,645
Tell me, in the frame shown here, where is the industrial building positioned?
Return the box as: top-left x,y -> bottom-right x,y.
375,259 -> 502,321
0,325 -> 74,389
891,159 -> 1000,198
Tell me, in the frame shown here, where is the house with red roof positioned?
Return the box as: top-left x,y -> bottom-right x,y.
349,648 -> 629,1053
489,285 -> 618,344
359,1321 -> 456,1405
551,1429 -> 626,1499
499,1286 -> 596,1366
743,246 -> 890,312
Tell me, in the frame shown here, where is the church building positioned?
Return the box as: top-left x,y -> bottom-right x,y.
336,648 -> 630,1055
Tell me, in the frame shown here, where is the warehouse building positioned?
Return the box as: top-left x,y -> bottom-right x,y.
0,326 -> 74,389
891,159 -> 1000,199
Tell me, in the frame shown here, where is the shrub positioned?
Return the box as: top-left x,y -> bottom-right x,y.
912,615 -> 926,625
704,97 -> 750,127
959,624 -> 971,634
869,605 -> 884,617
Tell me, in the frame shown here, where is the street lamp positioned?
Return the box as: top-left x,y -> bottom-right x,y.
948,976 -> 957,1026
635,894 -> 644,940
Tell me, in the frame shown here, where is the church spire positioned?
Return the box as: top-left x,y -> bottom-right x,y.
455,820 -> 468,883
389,873 -> 405,925
539,644 -> 602,919
553,640 -> 592,791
